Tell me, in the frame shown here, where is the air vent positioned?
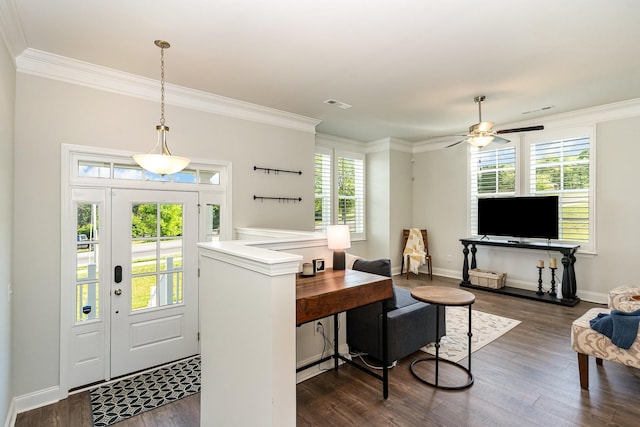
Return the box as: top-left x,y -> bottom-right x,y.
323,99 -> 352,110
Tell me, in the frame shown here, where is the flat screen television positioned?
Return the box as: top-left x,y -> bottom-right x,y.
477,196 -> 559,240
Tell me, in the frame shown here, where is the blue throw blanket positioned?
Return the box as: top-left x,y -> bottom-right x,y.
590,309 -> 640,349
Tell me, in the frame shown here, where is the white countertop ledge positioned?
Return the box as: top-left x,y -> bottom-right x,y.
198,240 -> 303,276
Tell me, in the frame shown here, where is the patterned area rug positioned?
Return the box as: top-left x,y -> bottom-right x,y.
90,356 -> 200,426
422,307 -> 521,362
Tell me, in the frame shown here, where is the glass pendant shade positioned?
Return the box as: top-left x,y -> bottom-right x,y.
467,135 -> 494,147
133,125 -> 190,175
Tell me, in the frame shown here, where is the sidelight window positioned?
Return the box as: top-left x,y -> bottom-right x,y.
75,202 -> 101,322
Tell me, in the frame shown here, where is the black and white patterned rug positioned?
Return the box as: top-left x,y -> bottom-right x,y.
89,356 -> 200,426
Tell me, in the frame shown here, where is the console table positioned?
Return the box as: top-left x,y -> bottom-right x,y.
296,269 -> 393,399
459,238 -> 580,307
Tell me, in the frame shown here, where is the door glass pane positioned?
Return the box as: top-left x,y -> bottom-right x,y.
132,275 -> 157,311
160,204 -> 183,237
205,204 -> 220,241
131,202 -> 185,312
173,170 -> 197,183
79,161 -> 110,178
76,202 -> 100,322
199,171 -> 220,185
160,239 -> 182,272
114,164 -> 144,180
132,204 -> 157,238
131,240 -> 157,273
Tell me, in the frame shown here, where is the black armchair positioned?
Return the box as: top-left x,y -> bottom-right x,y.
346,258 -> 445,363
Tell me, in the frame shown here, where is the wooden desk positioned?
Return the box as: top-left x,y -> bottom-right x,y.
296,269 -> 393,398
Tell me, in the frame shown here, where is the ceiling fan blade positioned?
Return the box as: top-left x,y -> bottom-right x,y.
491,135 -> 511,144
496,125 -> 544,134
446,139 -> 465,148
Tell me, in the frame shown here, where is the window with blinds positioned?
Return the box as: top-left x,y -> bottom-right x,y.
337,154 -> 365,234
314,148 -> 365,236
530,137 -> 590,242
314,151 -> 331,232
470,146 -> 516,235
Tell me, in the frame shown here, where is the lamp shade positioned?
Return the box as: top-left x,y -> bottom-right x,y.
327,225 -> 351,250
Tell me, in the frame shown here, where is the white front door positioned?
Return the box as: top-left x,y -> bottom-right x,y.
110,189 -> 199,377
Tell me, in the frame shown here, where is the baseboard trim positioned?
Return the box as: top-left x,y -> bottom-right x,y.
4,398 -> 16,427
13,386 -> 60,414
296,344 -> 349,384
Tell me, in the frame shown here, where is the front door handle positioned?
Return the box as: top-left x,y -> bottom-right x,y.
114,265 -> 122,283
114,288 -> 122,296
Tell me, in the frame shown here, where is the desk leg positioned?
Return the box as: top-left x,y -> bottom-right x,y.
434,304 -> 441,387
333,313 -> 339,371
382,299 -> 389,399
467,304 -> 473,373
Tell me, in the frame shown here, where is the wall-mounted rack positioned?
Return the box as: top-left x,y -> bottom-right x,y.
254,166 -> 302,175
253,195 -> 302,203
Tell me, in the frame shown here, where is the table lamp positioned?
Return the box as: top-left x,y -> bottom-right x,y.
327,224 -> 351,270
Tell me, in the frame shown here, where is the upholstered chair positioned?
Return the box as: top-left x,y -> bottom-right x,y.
346,258 -> 444,363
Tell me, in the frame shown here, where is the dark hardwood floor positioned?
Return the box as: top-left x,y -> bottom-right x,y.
16,275 -> 640,426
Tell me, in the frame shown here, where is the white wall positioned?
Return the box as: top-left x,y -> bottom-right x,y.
12,73 -> 316,397
412,143 -> 468,276
366,148 -> 390,259
411,111 -> 640,303
389,147 -> 414,268
0,36 -> 15,425
364,140 -> 414,268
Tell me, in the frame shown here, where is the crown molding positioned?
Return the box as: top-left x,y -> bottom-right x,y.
0,0 -> 26,61
365,137 -> 413,154
15,48 -> 321,134
411,97 -> 640,153
497,97 -> 640,130
315,132 -> 367,153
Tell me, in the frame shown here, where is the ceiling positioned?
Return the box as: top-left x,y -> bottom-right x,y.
5,0 -> 640,143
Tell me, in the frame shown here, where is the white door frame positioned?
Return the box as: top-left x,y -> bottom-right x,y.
60,144 -> 232,397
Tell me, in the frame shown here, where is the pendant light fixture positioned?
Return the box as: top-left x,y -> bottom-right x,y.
133,40 -> 190,175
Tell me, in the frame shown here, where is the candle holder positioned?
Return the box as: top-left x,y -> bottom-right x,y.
548,267 -> 557,297
536,266 -> 544,295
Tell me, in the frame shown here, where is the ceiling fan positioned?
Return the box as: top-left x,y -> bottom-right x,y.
446,95 -> 544,148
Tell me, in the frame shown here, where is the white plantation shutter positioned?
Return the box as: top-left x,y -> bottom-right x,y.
470,146 -> 517,235
337,152 -> 365,235
314,149 -> 332,232
315,147 -> 365,237
530,136 -> 591,243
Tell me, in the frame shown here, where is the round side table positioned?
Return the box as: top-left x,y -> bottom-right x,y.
410,286 -> 475,390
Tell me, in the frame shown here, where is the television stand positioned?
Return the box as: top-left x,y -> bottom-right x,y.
459,238 -> 580,307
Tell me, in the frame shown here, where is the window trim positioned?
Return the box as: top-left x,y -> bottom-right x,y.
314,145 -> 366,241
468,126 -> 596,253
469,142 -> 519,236
525,126 -> 596,253
314,146 -> 332,233
335,149 -> 365,240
